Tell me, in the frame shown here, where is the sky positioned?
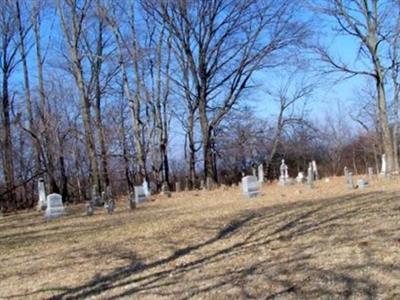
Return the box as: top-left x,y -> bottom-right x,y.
9,1 -> 380,161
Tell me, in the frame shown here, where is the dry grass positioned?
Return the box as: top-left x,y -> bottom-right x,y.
1,176 -> 400,299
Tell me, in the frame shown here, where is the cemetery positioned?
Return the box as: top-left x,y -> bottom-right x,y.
1,0 -> 400,299
1,172 -> 400,299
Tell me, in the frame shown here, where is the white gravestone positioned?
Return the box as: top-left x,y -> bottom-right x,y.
307,164 -> 314,188
37,178 -> 47,211
347,172 -> 355,189
296,172 -> 305,183
242,176 -> 260,198
312,160 -> 319,180
279,159 -> 290,186
134,186 -> 148,204
258,164 -> 264,183
143,180 -> 150,197
344,166 -> 349,182
45,193 -> 65,219
380,154 -> 387,176
357,178 -> 368,189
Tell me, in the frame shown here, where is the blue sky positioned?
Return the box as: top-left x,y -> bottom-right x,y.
10,2 -> 377,161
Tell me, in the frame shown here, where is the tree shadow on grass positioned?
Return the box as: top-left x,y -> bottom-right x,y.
6,191 -> 400,299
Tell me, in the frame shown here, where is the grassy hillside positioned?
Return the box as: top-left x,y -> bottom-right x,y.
1,177 -> 399,299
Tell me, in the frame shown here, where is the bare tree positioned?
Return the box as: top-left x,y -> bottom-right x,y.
389,7 -> 400,173
145,0 -> 308,185
263,73 -> 314,178
57,0 -> 100,194
0,1 -> 20,204
16,0 -> 42,172
100,1 -> 150,183
312,0 -> 400,173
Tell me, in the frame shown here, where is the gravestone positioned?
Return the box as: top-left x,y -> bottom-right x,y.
242,176 -> 260,198
357,178 -> 368,189
143,180 -> 150,197
134,186 -> 147,204
380,154 -> 387,176
307,164 -> 314,188
37,178 -> 47,211
296,172 -> 305,183
252,166 -> 257,177
258,164 -> 264,183
347,172 -> 354,189
312,160 -> 319,180
278,159 -> 290,186
368,167 -> 374,181
344,166 -> 349,182
45,193 -> 65,219
175,182 -> 181,192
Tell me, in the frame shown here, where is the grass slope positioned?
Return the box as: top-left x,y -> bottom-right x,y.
0,176 -> 400,299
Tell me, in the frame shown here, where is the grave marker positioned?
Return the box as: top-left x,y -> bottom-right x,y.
307,164 -> 314,188
45,193 -> 65,219
296,172 -> 305,183
312,160 -> 319,180
258,164 -> 264,183
242,176 -> 261,198
347,172 -> 354,189
37,178 -> 46,211
380,154 -> 387,176
279,159 -> 290,186
357,178 -> 368,189
344,166 -> 349,182
134,186 -> 147,204
143,180 -> 150,197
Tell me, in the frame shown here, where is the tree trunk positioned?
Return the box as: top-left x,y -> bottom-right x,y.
186,117 -> 196,189
199,91 -> 216,184
93,78 -> 109,189
33,7 -> 61,193
93,20 -> 109,190
266,109 -> 284,179
120,113 -> 133,192
376,76 -> 395,172
16,0 -> 41,172
1,72 -> 15,203
391,61 -> 399,173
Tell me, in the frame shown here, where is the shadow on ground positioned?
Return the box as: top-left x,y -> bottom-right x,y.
5,191 -> 400,299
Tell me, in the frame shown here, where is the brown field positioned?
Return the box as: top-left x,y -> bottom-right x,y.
1,176 -> 400,299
